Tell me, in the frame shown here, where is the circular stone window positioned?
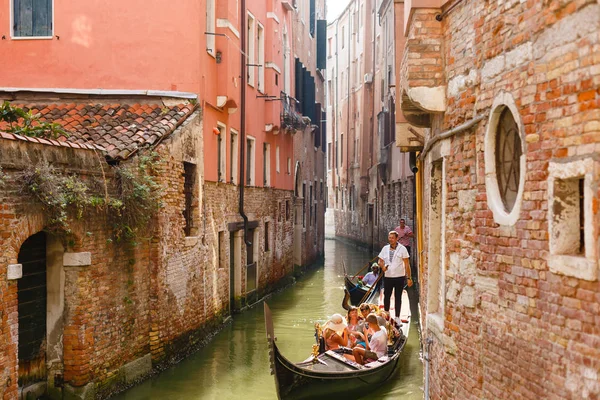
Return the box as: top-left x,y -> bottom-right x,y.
484,92 -> 526,226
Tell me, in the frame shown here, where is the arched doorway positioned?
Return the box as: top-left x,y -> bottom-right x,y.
17,231 -> 47,388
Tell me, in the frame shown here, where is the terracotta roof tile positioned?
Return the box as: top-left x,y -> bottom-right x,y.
0,101 -> 197,160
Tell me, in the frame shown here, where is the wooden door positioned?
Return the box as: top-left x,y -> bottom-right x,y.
17,232 -> 47,387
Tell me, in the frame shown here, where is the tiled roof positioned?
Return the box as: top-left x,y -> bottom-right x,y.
0,101 -> 198,160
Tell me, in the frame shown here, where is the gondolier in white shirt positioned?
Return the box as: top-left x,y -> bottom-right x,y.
378,231 -> 412,325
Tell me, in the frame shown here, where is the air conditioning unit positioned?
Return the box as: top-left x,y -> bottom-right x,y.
364,73 -> 373,84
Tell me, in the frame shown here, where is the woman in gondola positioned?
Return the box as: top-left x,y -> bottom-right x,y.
323,313 -> 349,351
347,307 -> 367,349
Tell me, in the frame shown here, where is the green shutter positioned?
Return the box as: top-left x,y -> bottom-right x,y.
14,0 -> 51,37
316,20 -> 327,70
32,0 -> 52,37
14,0 -> 33,37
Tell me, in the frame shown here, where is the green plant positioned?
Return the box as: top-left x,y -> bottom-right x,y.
20,152 -> 163,241
0,101 -> 67,139
20,163 -> 89,233
111,152 -> 163,241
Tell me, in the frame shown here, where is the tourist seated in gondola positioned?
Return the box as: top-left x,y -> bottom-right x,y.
352,314 -> 388,365
361,264 -> 381,287
323,313 -> 349,351
347,307 -> 367,349
359,303 -> 386,328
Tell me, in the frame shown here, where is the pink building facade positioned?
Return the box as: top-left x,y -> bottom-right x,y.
0,0 -> 327,397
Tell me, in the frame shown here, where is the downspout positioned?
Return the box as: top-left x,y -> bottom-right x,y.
239,0 -> 251,246
415,153 -> 429,399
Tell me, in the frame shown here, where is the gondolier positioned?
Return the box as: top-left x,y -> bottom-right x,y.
378,231 -> 412,325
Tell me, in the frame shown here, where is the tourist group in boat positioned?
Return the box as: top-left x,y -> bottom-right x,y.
264,219 -> 415,399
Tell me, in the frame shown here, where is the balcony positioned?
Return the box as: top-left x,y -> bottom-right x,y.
280,92 -> 307,132
398,5 -> 446,129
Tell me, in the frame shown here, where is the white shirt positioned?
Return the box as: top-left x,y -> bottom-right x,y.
378,244 -> 409,278
369,327 -> 388,358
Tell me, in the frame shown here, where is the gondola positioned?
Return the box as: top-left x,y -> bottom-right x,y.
342,257 -> 382,309
264,293 -> 411,400
343,275 -> 381,308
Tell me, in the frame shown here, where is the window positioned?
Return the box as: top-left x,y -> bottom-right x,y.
283,29 -> 291,94
276,146 -> 280,173
278,202 -> 282,222
217,123 -> 226,182
246,229 -> 257,292
247,13 -> 256,87
257,22 -> 265,93
12,0 -> 52,38
285,200 -> 290,221
309,0 -> 316,37
484,92 -> 525,226
206,0 -> 216,55
287,157 -> 292,175
263,143 -> 271,187
340,134 -> 344,164
548,158 -> 598,281
183,162 -> 197,236
302,183 -> 306,228
495,109 -> 522,212
309,184 -> 313,226
264,222 -> 270,252
246,137 -> 256,186
230,129 -> 239,184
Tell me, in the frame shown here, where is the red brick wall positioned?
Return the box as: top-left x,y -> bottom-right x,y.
414,0 -> 600,398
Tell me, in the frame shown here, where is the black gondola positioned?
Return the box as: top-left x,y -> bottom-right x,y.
264,300 -> 410,400
341,257 -> 383,309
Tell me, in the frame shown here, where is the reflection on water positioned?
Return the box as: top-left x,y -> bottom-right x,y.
114,240 -> 423,400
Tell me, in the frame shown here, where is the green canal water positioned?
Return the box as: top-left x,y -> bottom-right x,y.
114,239 -> 423,400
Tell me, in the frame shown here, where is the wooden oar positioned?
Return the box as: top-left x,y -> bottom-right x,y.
350,256 -> 379,281
358,272 -> 384,305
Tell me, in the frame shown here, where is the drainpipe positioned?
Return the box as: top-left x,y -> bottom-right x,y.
239,0 -> 252,246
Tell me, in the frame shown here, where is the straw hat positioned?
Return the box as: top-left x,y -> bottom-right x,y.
324,313 -> 347,336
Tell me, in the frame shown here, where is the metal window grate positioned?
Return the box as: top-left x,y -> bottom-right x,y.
495,108 -> 522,212
183,162 -> 196,236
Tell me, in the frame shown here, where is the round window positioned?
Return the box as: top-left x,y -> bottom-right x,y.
484,92 -> 526,226
495,108 -> 522,212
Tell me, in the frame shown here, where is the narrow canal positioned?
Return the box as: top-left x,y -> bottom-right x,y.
115,239 -> 423,399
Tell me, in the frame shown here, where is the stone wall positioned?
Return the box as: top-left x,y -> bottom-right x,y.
411,1 -> 600,398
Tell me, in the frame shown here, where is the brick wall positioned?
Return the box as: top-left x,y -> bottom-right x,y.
413,1 -> 600,398
0,106 -> 301,399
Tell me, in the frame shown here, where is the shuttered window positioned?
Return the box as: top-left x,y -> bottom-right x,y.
13,0 -> 53,38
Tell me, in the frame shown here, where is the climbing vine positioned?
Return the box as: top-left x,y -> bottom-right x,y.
20,152 -> 163,242
0,101 -> 66,139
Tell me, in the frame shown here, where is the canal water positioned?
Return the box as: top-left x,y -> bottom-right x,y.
115,239 -> 423,400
